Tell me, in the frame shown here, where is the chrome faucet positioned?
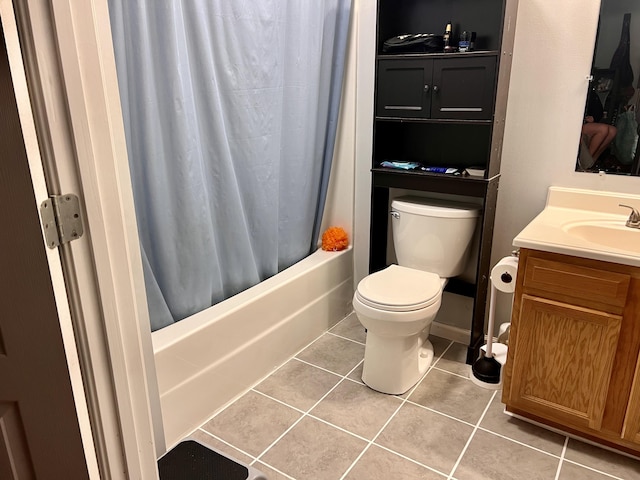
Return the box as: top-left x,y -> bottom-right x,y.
619,204 -> 640,228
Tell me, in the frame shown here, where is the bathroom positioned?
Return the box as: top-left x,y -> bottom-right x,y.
7,0 -> 640,478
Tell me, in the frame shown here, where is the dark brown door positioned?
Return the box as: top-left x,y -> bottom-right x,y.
376,58 -> 433,118
431,55 -> 497,120
0,22 -> 90,480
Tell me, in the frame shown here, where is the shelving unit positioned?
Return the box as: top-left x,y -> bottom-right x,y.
369,0 -> 519,363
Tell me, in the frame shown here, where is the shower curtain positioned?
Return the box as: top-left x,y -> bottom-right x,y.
108,1 -> 352,331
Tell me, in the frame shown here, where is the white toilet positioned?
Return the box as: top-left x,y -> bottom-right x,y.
353,196 -> 480,394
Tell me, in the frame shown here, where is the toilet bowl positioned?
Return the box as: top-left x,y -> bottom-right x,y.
353,265 -> 443,394
354,196 -> 480,395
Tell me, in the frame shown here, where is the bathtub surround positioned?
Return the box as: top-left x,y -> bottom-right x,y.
153,248 -> 353,446
108,0 -> 353,330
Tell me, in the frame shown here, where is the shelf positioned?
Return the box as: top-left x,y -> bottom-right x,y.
377,50 -> 499,60
444,278 -> 476,298
374,117 -> 493,125
371,167 -> 497,198
371,0 -> 518,365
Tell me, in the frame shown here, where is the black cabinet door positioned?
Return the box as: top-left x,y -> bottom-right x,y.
376,58 -> 432,118
431,56 -> 497,120
376,55 -> 497,120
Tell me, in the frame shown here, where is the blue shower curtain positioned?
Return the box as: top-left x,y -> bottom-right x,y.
108,1 -> 352,331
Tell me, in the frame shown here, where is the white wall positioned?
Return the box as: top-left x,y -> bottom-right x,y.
354,0 -> 640,331
492,0 -> 640,326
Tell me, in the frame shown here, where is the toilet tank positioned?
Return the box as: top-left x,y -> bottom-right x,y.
391,196 -> 480,278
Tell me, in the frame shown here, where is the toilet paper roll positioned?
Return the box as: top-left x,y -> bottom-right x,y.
490,256 -> 519,293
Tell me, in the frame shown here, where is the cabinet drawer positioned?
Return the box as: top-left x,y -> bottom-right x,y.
523,257 -> 630,311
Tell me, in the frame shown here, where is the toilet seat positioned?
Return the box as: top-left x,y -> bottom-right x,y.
356,265 -> 442,312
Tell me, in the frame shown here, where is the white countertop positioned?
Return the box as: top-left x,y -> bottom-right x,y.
513,187 -> 640,267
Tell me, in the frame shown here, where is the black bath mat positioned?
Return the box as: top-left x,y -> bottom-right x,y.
158,440 -> 249,480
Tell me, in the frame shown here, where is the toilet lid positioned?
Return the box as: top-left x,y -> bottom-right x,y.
356,265 -> 442,312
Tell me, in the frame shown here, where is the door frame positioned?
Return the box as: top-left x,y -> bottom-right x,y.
0,1 -> 99,476
9,0 -> 162,477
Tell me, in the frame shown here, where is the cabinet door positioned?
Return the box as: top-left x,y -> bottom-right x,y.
431,56 -> 497,120
376,59 -> 432,118
507,295 -> 622,431
622,356 -> 640,444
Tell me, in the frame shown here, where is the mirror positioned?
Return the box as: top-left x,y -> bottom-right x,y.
577,1 -> 640,175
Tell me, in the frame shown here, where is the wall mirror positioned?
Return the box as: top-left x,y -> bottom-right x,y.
576,0 -> 640,175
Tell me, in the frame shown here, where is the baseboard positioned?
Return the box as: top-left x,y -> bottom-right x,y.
430,321 -> 471,344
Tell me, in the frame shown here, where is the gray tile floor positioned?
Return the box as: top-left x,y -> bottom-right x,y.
186,313 -> 640,480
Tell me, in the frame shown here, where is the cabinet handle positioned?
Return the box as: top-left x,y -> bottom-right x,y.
432,85 -> 439,93
423,84 -> 430,92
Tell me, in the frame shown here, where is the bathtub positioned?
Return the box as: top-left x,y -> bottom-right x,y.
152,247 -> 354,447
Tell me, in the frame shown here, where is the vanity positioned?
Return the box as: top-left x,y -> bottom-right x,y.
502,187 -> 640,456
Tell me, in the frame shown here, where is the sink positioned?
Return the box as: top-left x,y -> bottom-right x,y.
562,220 -> 640,254
513,187 -> 640,266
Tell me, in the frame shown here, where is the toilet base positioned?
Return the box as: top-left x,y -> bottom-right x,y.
362,329 -> 433,395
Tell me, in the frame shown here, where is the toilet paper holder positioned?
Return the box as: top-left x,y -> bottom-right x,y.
499,250 -> 519,284
471,250 -> 519,389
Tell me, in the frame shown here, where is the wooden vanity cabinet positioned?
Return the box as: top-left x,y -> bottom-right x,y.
502,248 -> 640,455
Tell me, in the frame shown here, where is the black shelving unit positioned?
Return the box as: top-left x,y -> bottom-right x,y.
369,0 -> 519,364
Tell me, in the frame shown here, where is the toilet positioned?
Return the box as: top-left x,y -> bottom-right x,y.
353,196 -> 480,394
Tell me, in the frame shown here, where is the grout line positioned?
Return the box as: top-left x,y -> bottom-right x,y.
343,375 -> 365,386
325,330 -> 366,345
195,428 -> 258,463
371,442 -> 450,478
305,412 -> 372,444
252,358 -> 365,465
447,390 -> 497,480
431,365 -> 472,380
251,389 -> 307,415
251,460 -> 297,480
554,436 -> 569,480
404,399 -> 477,428
560,458 -> 626,480
339,343 -> 452,480
293,356 -> 353,377
430,340 -> 455,368
474,426 -> 564,459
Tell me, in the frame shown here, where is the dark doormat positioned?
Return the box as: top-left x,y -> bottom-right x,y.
158,440 -> 254,480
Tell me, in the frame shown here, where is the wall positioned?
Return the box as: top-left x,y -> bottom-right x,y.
354,0 -> 640,331
493,0 -> 640,326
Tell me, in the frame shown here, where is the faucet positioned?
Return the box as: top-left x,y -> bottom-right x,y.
619,204 -> 640,228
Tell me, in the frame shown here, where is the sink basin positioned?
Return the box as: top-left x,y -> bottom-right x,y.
513,187 -> 640,266
562,221 -> 640,254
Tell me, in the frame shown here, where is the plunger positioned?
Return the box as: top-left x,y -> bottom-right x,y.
471,275 -> 504,384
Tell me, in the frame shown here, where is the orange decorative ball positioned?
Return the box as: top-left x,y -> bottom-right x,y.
321,226 -> 349,251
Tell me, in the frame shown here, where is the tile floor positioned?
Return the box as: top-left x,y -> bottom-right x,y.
186,313 -> 640,480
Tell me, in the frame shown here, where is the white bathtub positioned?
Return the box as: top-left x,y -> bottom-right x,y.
152,247 -> 354,447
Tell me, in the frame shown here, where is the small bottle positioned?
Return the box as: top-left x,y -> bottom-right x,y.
458,31 -> 470,52
443,21 -> 455,53
469,31 -> 477,51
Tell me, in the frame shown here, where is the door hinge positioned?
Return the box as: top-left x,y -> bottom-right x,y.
40,194 -> 84,249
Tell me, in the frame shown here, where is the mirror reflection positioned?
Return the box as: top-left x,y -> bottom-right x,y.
577,1 -> 640,175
